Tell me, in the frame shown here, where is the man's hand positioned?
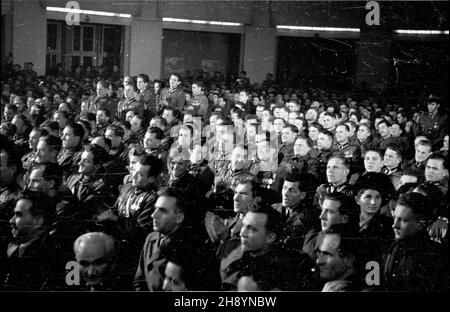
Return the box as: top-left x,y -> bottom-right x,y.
204,211 -> 227,243
428,217 -> 448,243
322,280 -> 351,292
96,209 -> 118,224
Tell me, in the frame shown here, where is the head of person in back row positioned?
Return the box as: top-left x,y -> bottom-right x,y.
383,144 -> 403,173
425,151 -> 448,185
281,124 -> 298,146
326,155 -> 350,187
356,122 -> 372,143
36,135 -> 62,164
363,149 -> 384,173
322,112 -> 337,132
414,139 -> 433,165
294,134 -> 313,157
167,146 -> 190,180
317,129 -> 334,151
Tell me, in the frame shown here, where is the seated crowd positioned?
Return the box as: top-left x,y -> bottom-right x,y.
0,66 -> 448,291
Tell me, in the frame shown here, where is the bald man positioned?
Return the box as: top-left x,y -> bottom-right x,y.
73,232 -> 127,290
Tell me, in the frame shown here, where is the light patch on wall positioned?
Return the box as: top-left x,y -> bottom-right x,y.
276,25 -> 360,33
162,17 -> 242,27
394,29 -> 449,35
46,6 -> 132,18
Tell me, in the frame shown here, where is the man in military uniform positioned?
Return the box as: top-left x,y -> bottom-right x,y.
0,148 -> 23,250
105,124 -> 129,167
377,119 -> 396,151
381,143 -> 404,190
333,123 -> 362,174
117,83 -> 144,120
162,107 -> 182,139
418,94 -> 448,145
283,134 -> 319,178
322,112 -> 338,134
423,152 -> 448,243
99,154 -> 162,240
58,123 -> 84,180
279,124 -> 298,163
143,127 -> 167,167
385,192 -> 449,292
126,115 -> 147,146
355,122 -> 379,156
303,192 -> 358,260
21,127 -> 47,185
159,73 -> 186,112
205,178 -> 261,245
67,144 -> 110,230
190,81 -> 210,120
26,162 -> 80,262
95,108 -> 112,137
313,155 -> 354,208
308,129 -> 336,184
87,80 -> 118,118
3,191 -> 64,290
209,128 -> 233,178
35,135 -> 62,165
405,139 -> 433,179
11,113 -> 32,158
98,155 -> 163,284
136,73 -> 157,118
162,147 -> 199,201
217,146 -> 253,191
189,145 -> 215,198
219,207 -> 316,291
248,132 -> 281,196
272,172 -> 320,250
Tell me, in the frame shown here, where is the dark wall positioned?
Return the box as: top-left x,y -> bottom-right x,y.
390,39 -> 449,97
161,29 -> 240,79
276,36 -> 358,89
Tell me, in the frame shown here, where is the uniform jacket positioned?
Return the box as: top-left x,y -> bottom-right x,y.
114,183 -> 158,236
189,160 -> 215,197
359,214 -> 394,266
307,148 -> 335,184
2,228 -> 64,290
418,112 -> 448,142
384,232 -> 449,292
190,92 -> 210,119
160,87 -> 186,112
87,95 -> 117,117
381,165 -> 403,190
356,136 -> 379,156
278,142 -> 295,163
273,202 -> 321,250
280,153 -> 320,179
66,173 -> 110,220
405,158 -> 427,181
117,97 -> 144,120
138,89 -> 157,116
333,141 -> 363,173
57,146 -> 83,179
133,226 -> 195,291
